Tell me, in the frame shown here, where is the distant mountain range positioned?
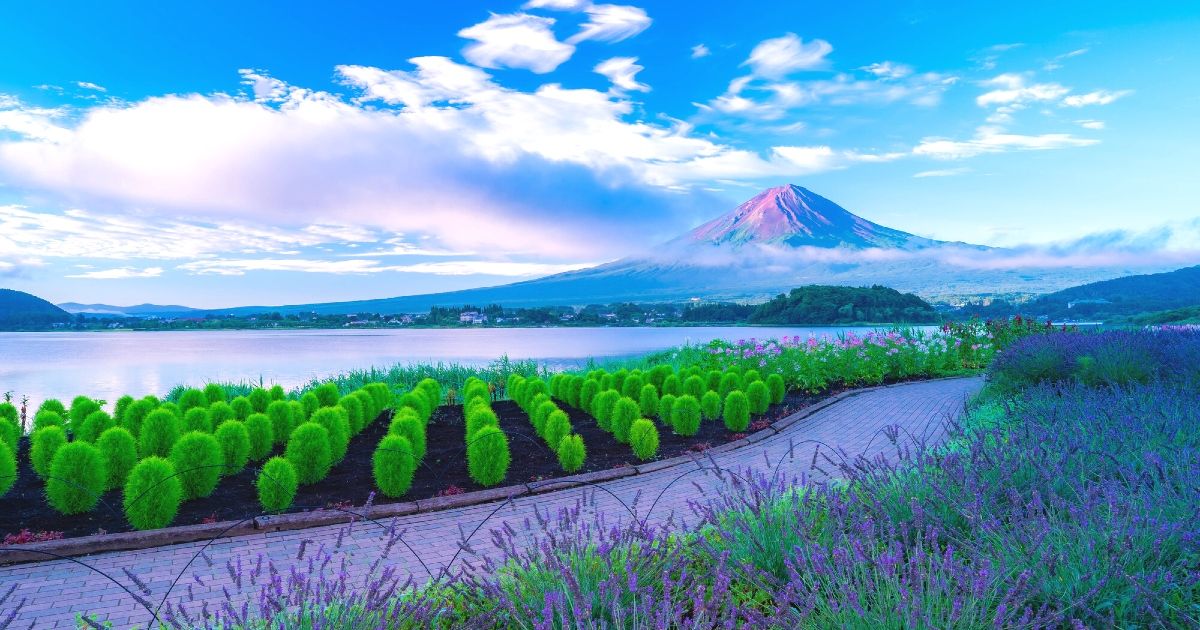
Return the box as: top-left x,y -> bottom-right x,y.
55,184 -> 1186,316
57,302 -> 202,318
0,289 -> 72,327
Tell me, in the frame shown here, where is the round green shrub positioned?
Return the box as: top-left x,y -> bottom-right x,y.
671,395 -> 702,437
543,410 -> 572,451
723,391 -> 750,432
556,434 -> 586,473
373,435 -> 416,498
467,425 -> 509,487
266,400 -> 293,444
203,383 -> 226,404
139,408 -> 181,458
466,407 -> 499,439
0,440 -> 15,498
629,419 -> 659,461
661,374 -> 682,397
351,390 -> 377,427
286,422 -> 332,485
418,378 -> 441,410
46,442 -> 106,515
638,384 -> 659,418
122,398 -> 155,436
311,407 -> 350,464
743,369 -> 762,383
141,394 -> 161,407
610,397 -> 640,443
123,457 -> 182,531
398,392 -> 430,424
169,431 -> 224,500
600,373 -> 615,392
177,388 -> 208,414
158,402 -> 182,422
37,398 -> 67,418
658,394 -> 677,423
31,425 -> 67,479
269,384 -> 285,401
257,456 -> 298,513
300,391 -> 320,418
705,370 -> 722,392
719,372 -> 745,399
700,390 -> 722,421
579,379 -> 601,413
96,427 -> 137,491
550,373 -> 566,399
113,395 -> 135,424
388,413 -> 427,462
0,419 -> 17,460
33,409 -> 64,432
287,401 -> 307,435
244,413 -> 275,462
765,374 -> 786,404
593,390 -> 619,430
611,369 -> 629,394
648,365 -> 673,390
338,395 -> 364,436
506,374 -> 525,402
76,410 -> 115,443
207,401 -> 235,427
567,376 -> 584,408
533,400 -> 558,436
747,381 -> 771,414
620,375 -> 645,400
69,395 -> 101,430
229,396 -> 253,420
0,402 -> 17,426
248,388 -> 271,413
314,383 -> 340,408
521,379 -> 548,411
367,383 -> 392,411
214,420 -> 251,475
183,407 -> 212,434
683,375 -> 705,399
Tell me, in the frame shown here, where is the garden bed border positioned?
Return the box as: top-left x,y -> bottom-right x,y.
0,376 -> 973,565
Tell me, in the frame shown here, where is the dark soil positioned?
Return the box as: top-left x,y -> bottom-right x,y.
0,384 -> 865,542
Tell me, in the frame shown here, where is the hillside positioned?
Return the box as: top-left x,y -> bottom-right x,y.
0,289 -> 72,329
748,285 -> 937,325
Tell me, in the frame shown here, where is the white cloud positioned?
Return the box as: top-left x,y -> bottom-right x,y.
0,96 -> 71,142
914,127 -> 1098,160
75,81 -> 106,93
523,0 -> 589,8
177,257 -> 595,277
860,61 -> 912,80
976,73 -> 1069,107
67,266 -> 163,279
1076,119 -> 1105,130
458,13 -> 575,74
691,44 -> 711,59
238,69 -> 290,102
594,57 -> 649,93
1061,89 -> 1132,107
567,3 -> 651,44
742,33 -> 833,79
913,167 -> 971,178
700,70 -> 956,119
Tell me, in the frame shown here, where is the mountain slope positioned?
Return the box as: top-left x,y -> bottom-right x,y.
1023,265 -> 1200,319
0,289 -> 72,328
58,302 -> 202,318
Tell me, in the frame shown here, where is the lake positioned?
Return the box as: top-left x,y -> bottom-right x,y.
0,326 -> 896,405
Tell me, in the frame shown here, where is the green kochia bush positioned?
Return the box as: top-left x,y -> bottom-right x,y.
723,390 -> 750,432
37,398 -> 67,418
466,407 -> 499,438
671,395 -> 702,437
0,418 -> 17,456
96,427 -> 137,491
467,425 -> 510,487
34,410 -> 64,432
579,379 -> 601,412
543,410 -> 572,452
683,375 -> 705,399
139,408 -> 182,458
46,442 -> 107,515
69,395 -> 102,430
700,390 -> 722,421
230,396 -> 254,420
373,435 -> 416,498
203,383 -> 226,404
122,398 -> 155,436
269,384 -> 285,401
556,434 -> 585,473
113,395 -> 135,423
718,372 -> 744,399
592,390 -> 619,431
638,384 -> 659,418
76,410 -> 115,443
311,407 -> 350,464
765,373 -> 786,404
214,420 -> 251,475
610,397 -> 640,443
31,426 -> 67,479
0,402 -> 17,427
183,407 -> 212,434
661,374 -> 682,397
0,440 -> 15,498
267,400 -> 293,444
658,394 -> 677,423
567,376 -> 584,408
743,369 -> 761,383
178,388 -> 208,414
620,374 -> 645,400
286,422 -> 332,485
300,392 -> 320,418
629,419 -> 659,461
207,401 -> 235,428
169,431 -> 224,500
248,388 -> 271,414
398,392 -> 430,424
388,413 -> 427,463
705,370 -> 722,393
746,381 -> 771,415
287,401 -> 307,435
123,457 -> 182,531
351,390 -> 377,427
314,383 -> 340,408
533,400 -> 557,436
244,413 -> 275,461
256,456 -> 298,513
339,396 -> 365,435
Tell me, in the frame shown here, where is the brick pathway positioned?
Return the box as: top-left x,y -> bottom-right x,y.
0,377 -> 981,628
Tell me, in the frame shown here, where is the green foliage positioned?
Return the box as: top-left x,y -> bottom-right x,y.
388,413 -> 427,462
765,373 -> 786,404
566,376 -> 584,408
620,374 -> 645,400
466,407 -> 499,438
373,435 -> 416,498
0,440 -> 15,498
637,384 -> 659,418
287,401 -> 307,435
611,369 -> 629,394
467,425 -> 510,487
628,419 -> 659,461
300,391 -> 320,418
113,395 -> 135,423
339,395 -> 365,435
700,390 -> 722,421
367,382 -> 392,412
257,456 -> 298,513
286,422 -> 332,485
214,420 -> 251,475
723,390 -> 750,432
266,400 -> 293,444
543,410 -> 572,451
34,409 -> 64,432
139,408 -> 181,458
661,374 -> 681,397
533,400 -> 558,436
610,397 -> 640,443
311,407 -> 350,464
69,395 -> 101,430
579,378 -> 601,412
203,383 -> 226,404
269,384 -> 285,401
398,392 -> 430,424
31,425 -> 67,479
592,390 -> 619,430
556,434 -> 586,473
123,457 -> 182,531
244,413 -> 275,461
705,370 -> 723,392
38,398 -> 67,418
178,388 -> 208,414
520,379 -> 548,411
0,402 -> 16,427
351,390 -> 377,427
648,364 -> 673,390
229,396 -> 253,420
169,431 -> 224,500
183,407 -> 212,433
207,400 -> 235,427
746,381 -> 771,415
671,395 -> 702,437
122,398 -> 154,436
749,285 -> 937,324
159,401 -> 181,421
314,382 -> 341,408
0,419 -> 17,457
683,375 -> 705,399
46,442 -> 106,515
76,410 -> 115,443
743,369 -> 762,383
248,388 -> 271,413
718,372 -> 744,399
417,378 -> 441,411
658,394 -> 677,423
96,427 -> 137,491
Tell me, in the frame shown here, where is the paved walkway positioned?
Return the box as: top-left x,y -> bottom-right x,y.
0,377 -> 981,629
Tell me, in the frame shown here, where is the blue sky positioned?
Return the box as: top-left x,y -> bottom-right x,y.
1,0 -> 1197,307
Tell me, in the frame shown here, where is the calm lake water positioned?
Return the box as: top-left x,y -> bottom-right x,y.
0,326 -> 892,405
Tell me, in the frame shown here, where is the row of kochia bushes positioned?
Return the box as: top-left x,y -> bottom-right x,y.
507,375 -> 587,472
371,380 -> 438,498
0,380 -> 418,530
461,378 -> 512,486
